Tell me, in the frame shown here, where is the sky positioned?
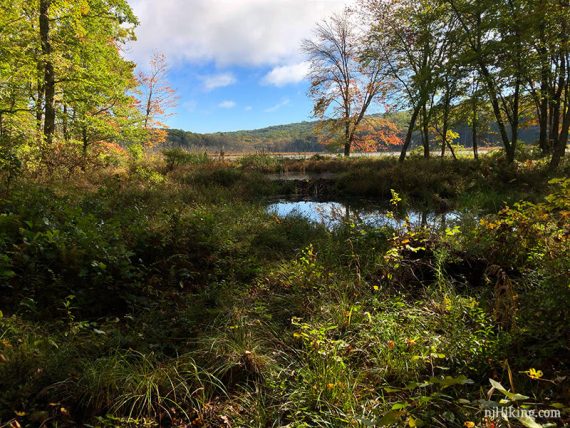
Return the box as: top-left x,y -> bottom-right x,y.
125,0 -> 354,134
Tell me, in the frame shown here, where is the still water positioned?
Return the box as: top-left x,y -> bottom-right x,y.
267,200 -> 461,229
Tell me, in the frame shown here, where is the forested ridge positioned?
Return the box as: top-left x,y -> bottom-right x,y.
165,113 -> 541,153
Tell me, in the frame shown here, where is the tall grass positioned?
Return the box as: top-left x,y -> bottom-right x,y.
0,157 -> 567,426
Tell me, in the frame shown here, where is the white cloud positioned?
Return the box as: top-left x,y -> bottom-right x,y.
263,61 -> 310,86
202,73 -> 237,91
265,98 -> 290,113
128,0 -> 354,67
219,100 -> 237,109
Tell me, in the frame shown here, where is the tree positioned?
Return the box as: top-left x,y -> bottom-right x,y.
0,0 -> 142,168
352,117 -> 403,151
303,10 -> 386,157
0,0 -> 38,146
58,0 -> 143,163
442,0 -> 536,163
520,0 -> 570,168
363,0 -> 458,161
138,53 -> 177,147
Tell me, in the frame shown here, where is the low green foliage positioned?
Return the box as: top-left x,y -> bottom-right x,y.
0,158 -> 567,427
163,148 -> 210,171
239,153 -> 284,172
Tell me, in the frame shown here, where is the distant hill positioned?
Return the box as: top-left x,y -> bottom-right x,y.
167,121 -> 322,152
166,111 -> 538,153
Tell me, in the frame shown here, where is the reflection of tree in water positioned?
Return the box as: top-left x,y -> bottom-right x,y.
314,202 -> 347,227
268,200 -> 465,230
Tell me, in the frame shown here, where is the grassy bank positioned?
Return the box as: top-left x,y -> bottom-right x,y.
0,156 -> 568,427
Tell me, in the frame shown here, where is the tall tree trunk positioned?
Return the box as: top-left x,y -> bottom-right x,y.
422,104 -> 430,159
479,64 -> 514,162
35,68 -> 44,145
539,62 -> 550,154
440,92 -> 451,158
440,127 -> 447,158
509,79 -> 521,163
550,55 -> 569,170
344,121 -> 351,157
539,98 -> 549,154
550,112 -> 569,170
40,0 -> 55,146
447,141 -> 458,160
472,107 -> 479,160
399,105 -> 421,162
538,2 -> 550,155
550,52 -> 566,147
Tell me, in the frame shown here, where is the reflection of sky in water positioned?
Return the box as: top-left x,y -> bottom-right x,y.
267,201 -> 461,230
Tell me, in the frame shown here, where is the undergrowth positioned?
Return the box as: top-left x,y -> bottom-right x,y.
0,156 -> 568,427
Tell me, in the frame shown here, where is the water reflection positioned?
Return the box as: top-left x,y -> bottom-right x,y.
267,200 -> 461,230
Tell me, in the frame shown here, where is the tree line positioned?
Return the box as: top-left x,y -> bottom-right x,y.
0,0 -> 174,172
304,0 -> 570,168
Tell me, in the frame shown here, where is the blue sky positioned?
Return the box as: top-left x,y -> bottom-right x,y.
127,0 -> 353,133
166,63 -> 310,133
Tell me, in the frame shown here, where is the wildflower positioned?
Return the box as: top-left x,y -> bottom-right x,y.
387,340 -> 395,350
527,368 -> 543,380
373,285 -> 380,291
326,383 -> 335,390
464,422 -> 475,428
406,338 -> 417,347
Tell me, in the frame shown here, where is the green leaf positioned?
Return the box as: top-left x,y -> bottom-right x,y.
489,379 -> 529,401
550,403 -> 566,409
377,410 -> 403,426
438,375 -> 474,389
392,402 -> 409,410
516,415 -> 543,428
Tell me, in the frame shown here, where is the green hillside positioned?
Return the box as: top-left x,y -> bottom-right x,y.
168,120 -> 321,152
166,111 -> 539,153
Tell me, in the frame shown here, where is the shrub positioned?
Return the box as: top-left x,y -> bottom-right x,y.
239,153 -> 283,172
163,148 -> 210,171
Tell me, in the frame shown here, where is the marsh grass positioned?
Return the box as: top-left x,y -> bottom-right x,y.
0,156 -> 568,427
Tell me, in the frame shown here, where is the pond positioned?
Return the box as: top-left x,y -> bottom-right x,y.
265,172 -> 338,181
267,199 -> 463,230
